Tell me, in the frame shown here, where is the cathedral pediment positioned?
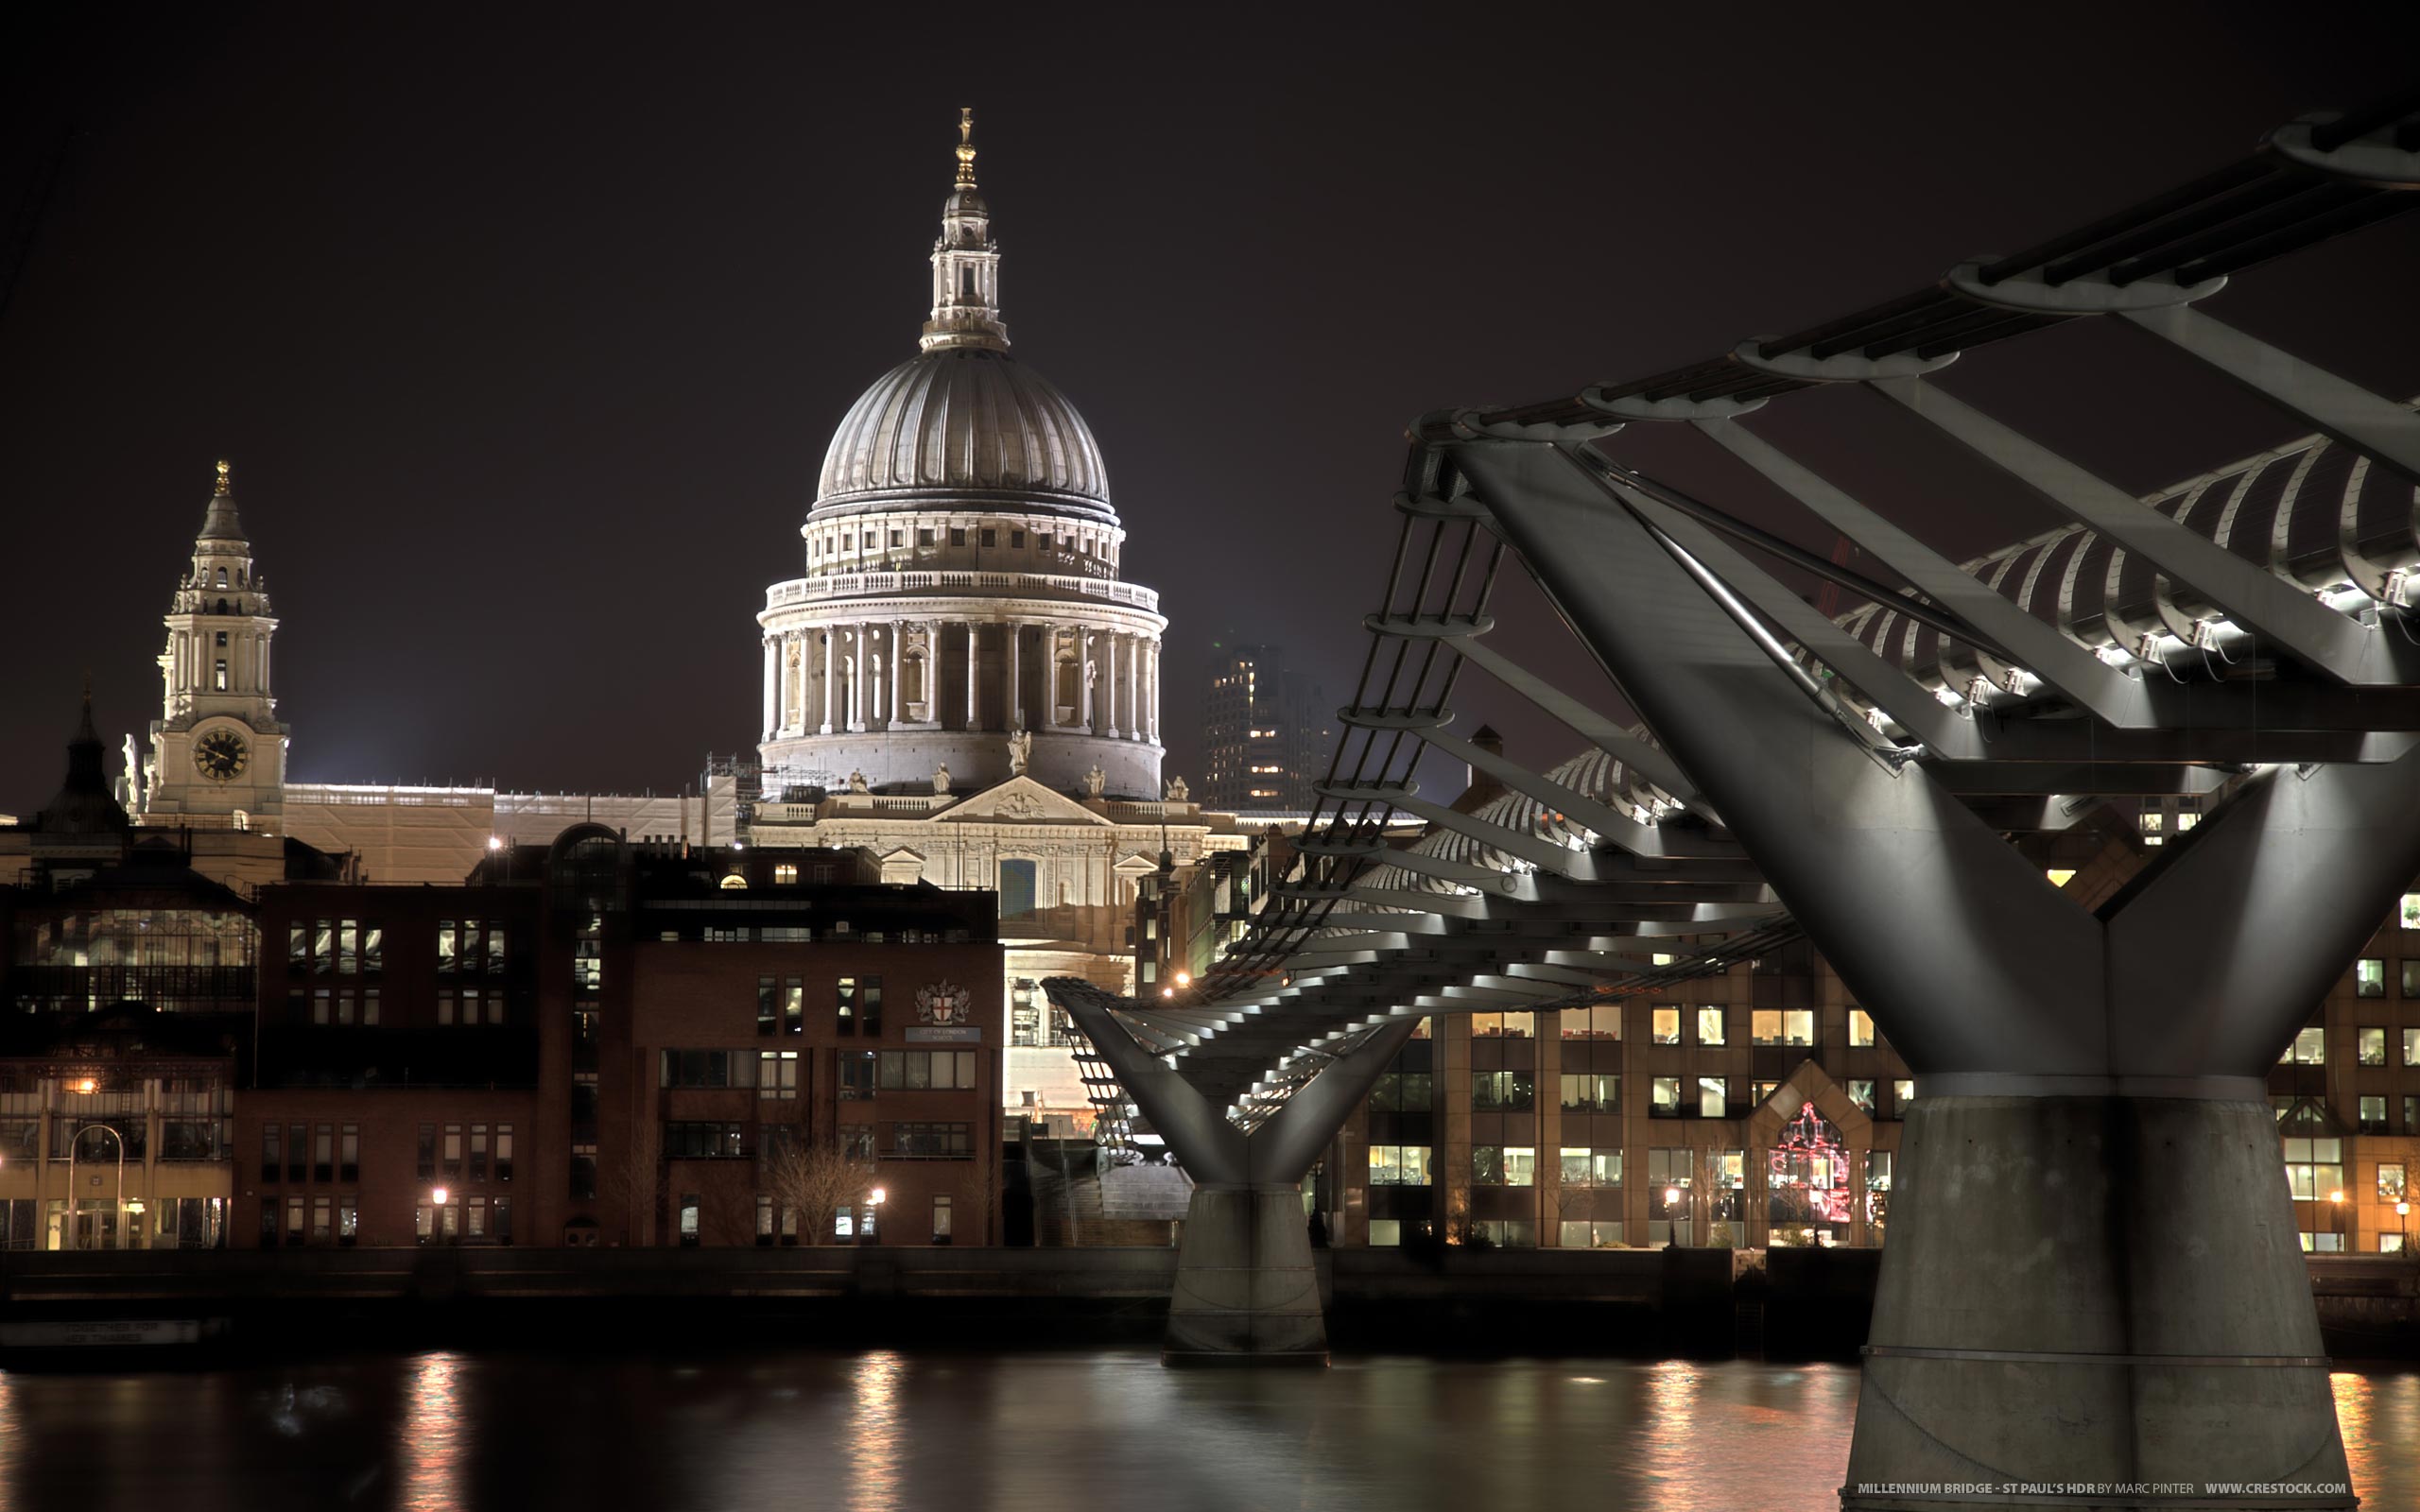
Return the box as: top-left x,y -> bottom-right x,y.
934,777 -> 1113,827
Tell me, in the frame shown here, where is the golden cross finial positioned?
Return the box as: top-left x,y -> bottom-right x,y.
215,458 -> 231,495
955,106 -> 977,188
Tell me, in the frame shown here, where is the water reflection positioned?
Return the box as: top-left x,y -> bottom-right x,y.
0,1353 -> 2399,1510
2334,1367 -> 2420,1504
398,1351 -> 468,1511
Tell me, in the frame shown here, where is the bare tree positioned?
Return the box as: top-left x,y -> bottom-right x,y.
762,1132 -> 878,1246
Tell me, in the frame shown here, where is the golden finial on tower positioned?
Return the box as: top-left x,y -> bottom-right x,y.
954,106 -> 978,188
215,458 -> 232,496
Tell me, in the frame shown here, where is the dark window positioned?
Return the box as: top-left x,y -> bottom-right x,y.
887,1122 -> 973,1159
999,859 -> 1036,919
261,1125 -> 282,1183
416,1124 -> 437,1180
757,976 -> 777,1036
339,1125 -> 358,1184
470,1125 -> 489,1182
495,1125 -> 513,1183
313,1124 -> 333,1184
979,528 -> 996,548
840,1052 -> 875,1101
286,1124 -> 305,1183
862,977 -> 884,1037
663,1123 -> 749,1160
259,1197 -> 278,1246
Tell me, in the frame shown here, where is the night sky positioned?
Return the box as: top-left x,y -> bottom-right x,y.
6,6 -> 2418,812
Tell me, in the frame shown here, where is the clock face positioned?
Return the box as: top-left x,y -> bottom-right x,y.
194,730 -> 250,782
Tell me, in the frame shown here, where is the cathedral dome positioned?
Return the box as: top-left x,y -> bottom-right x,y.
812,345 -> 1112,516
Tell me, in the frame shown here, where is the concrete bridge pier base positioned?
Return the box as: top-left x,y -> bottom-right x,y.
1842,1092 -> 2354,1511
1164,1183 -> 1327,1364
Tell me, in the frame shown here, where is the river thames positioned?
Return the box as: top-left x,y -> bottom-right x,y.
0,1351 -> 2411,1510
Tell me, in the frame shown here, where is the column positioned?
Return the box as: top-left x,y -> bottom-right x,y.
965,620 -> 980,728
1125,631 -> 1140,742
850,624 -> 868,732
926,619 -> 942,726
821,626 -> 837,734
1007,619 -> 1022,729
1147,639 -> 1161,742
1104,632 -> 1121,738
1089,624 -> 1108,730
1042,623 -> 1061,730
889,620 -> 904,727
761,638 -> 777,739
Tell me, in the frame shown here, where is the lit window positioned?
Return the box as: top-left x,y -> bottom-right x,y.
1651,1076 -> 1681,1116
2381,1163 -> 2408,1201
2046,868 -> 2077,888
1695,1007 -> 1724,1046
2359,1095 -> 2387,1132
773,863 -> 798,885
2285,1025 -> 2325,1064
2356,959 -> 2386,998
1849,1009 -> 1876,1047
1698,1076 -> 1727,1118
1848,1079 -> 1876,1113
2406,1028 -> 2420,1067
1893,1078 -> 1916,1112
1651,1007 -> 1680,1045
2360,1027 -> 2387,1066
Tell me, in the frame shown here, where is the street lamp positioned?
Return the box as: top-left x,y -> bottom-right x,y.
2329,1188 -> 2347,1253
65,1123 -> 129,1252
2396,1198 -> 2409,1256
1665,1184 -> 1688,1248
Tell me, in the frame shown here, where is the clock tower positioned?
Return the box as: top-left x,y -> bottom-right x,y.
143,460 -> 289,828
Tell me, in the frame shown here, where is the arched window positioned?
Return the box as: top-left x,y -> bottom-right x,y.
215,567 -> 228,588
719,872 -> 749,891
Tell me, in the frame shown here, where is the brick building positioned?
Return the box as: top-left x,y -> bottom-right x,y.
235,833 -> 1002,1250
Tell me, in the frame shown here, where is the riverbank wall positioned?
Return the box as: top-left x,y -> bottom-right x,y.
0,1247 -> 2409,1362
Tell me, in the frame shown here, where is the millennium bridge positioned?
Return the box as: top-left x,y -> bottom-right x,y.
1049,93 -> 2420,1506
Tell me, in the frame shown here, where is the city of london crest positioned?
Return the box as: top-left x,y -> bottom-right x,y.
916,980 -> 973,1026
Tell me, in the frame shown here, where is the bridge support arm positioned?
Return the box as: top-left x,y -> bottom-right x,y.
1046,980 -> 1422,1364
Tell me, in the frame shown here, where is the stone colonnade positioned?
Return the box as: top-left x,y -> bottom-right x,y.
761,615 -> 1161,743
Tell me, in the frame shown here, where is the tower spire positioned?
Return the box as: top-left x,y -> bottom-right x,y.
198,457 -> 246,544
922,107 -> 1008,352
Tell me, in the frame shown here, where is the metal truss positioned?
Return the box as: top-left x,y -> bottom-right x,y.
1069,92 -> 2420,1142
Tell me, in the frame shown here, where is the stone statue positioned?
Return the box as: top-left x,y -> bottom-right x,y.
121,735 -> 144,812
1165,775 -> 1189,802
933,763 -> 952,795
846,768 -> 870,794
1081,764 -> 1106,798
1007,727 -> 1032,777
